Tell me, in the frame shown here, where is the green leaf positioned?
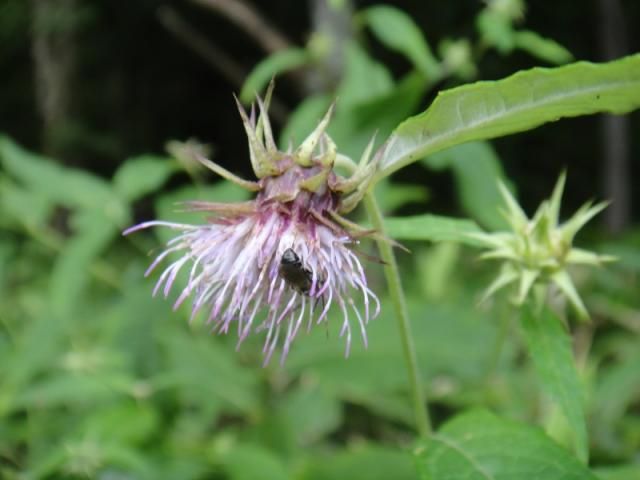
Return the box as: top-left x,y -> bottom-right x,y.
383,214 -> 483,245
521,304 -> 588,462
286,300 -> 502,412
363,5 -> 440,78
378,54 -> 640,178
593,464 -> 640,480
0,177 -> 52,230
514,30 -> 573,65
375,178 -> 429,213
49,209 -> 120,318
594,350 -> 640,424
113,155 -> 176,202
329,71 -> 429,159
476,9 -> 515,53
14,372 -> 135,409
0,135 -> 126,222
279,94 -> 332,149
221,444 -> 289,480
79,403 -> 158,445
415,410 -> 597,480
305,443 -> 418,480
156,330 -> 259,415
337,42 -> 394,108
424,141 -> 509,230
0,315 -> 65,415
277,382 -> 342,445
240,48 -> 309,103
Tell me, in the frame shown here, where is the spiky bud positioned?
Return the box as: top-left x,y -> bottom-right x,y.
469,172 -> 613,320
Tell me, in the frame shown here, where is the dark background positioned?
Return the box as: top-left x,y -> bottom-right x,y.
1,0 -> 639,220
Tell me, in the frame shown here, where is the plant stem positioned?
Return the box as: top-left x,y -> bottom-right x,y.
363,191 -> 432,437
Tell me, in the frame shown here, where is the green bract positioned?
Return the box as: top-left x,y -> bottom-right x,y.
469,172 -> 613,319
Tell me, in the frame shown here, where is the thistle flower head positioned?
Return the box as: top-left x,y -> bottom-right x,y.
470,172 -> 613,319
124,84 -> 381,363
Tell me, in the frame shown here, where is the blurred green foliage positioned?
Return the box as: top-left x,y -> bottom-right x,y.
1,134 -> 639,478
1,1 -> 639,479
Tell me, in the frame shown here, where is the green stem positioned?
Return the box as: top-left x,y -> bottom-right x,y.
363,191 -> 432,437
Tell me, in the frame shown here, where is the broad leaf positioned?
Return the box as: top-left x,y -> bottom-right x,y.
415,410 -> 597,480
378,54 -> 640,178
521,304 -> 588,462
383,214 -> 483,245
286,299 -> 502,414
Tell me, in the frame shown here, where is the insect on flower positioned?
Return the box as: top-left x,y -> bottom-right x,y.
124,82 -> 388,364
279,248 -> 315,296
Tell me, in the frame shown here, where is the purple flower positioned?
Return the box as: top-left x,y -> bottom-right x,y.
124,87 -> 381,363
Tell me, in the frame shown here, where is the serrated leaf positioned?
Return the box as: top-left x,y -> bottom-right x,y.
383,214 -> 483,245
113,155 -> 176,202
521,304 -> 588,462
363,5 -> 440,78
378,54 -> 640,178
415,409 -> 597,480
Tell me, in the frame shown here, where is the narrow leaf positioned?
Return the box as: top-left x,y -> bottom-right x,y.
514,30 -> 573,65
363,5 -> 440,78
383,214 -> 482,245
378,54 -> 640,178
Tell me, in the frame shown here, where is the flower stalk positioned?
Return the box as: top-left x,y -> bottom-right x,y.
363,191 -> 432,437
